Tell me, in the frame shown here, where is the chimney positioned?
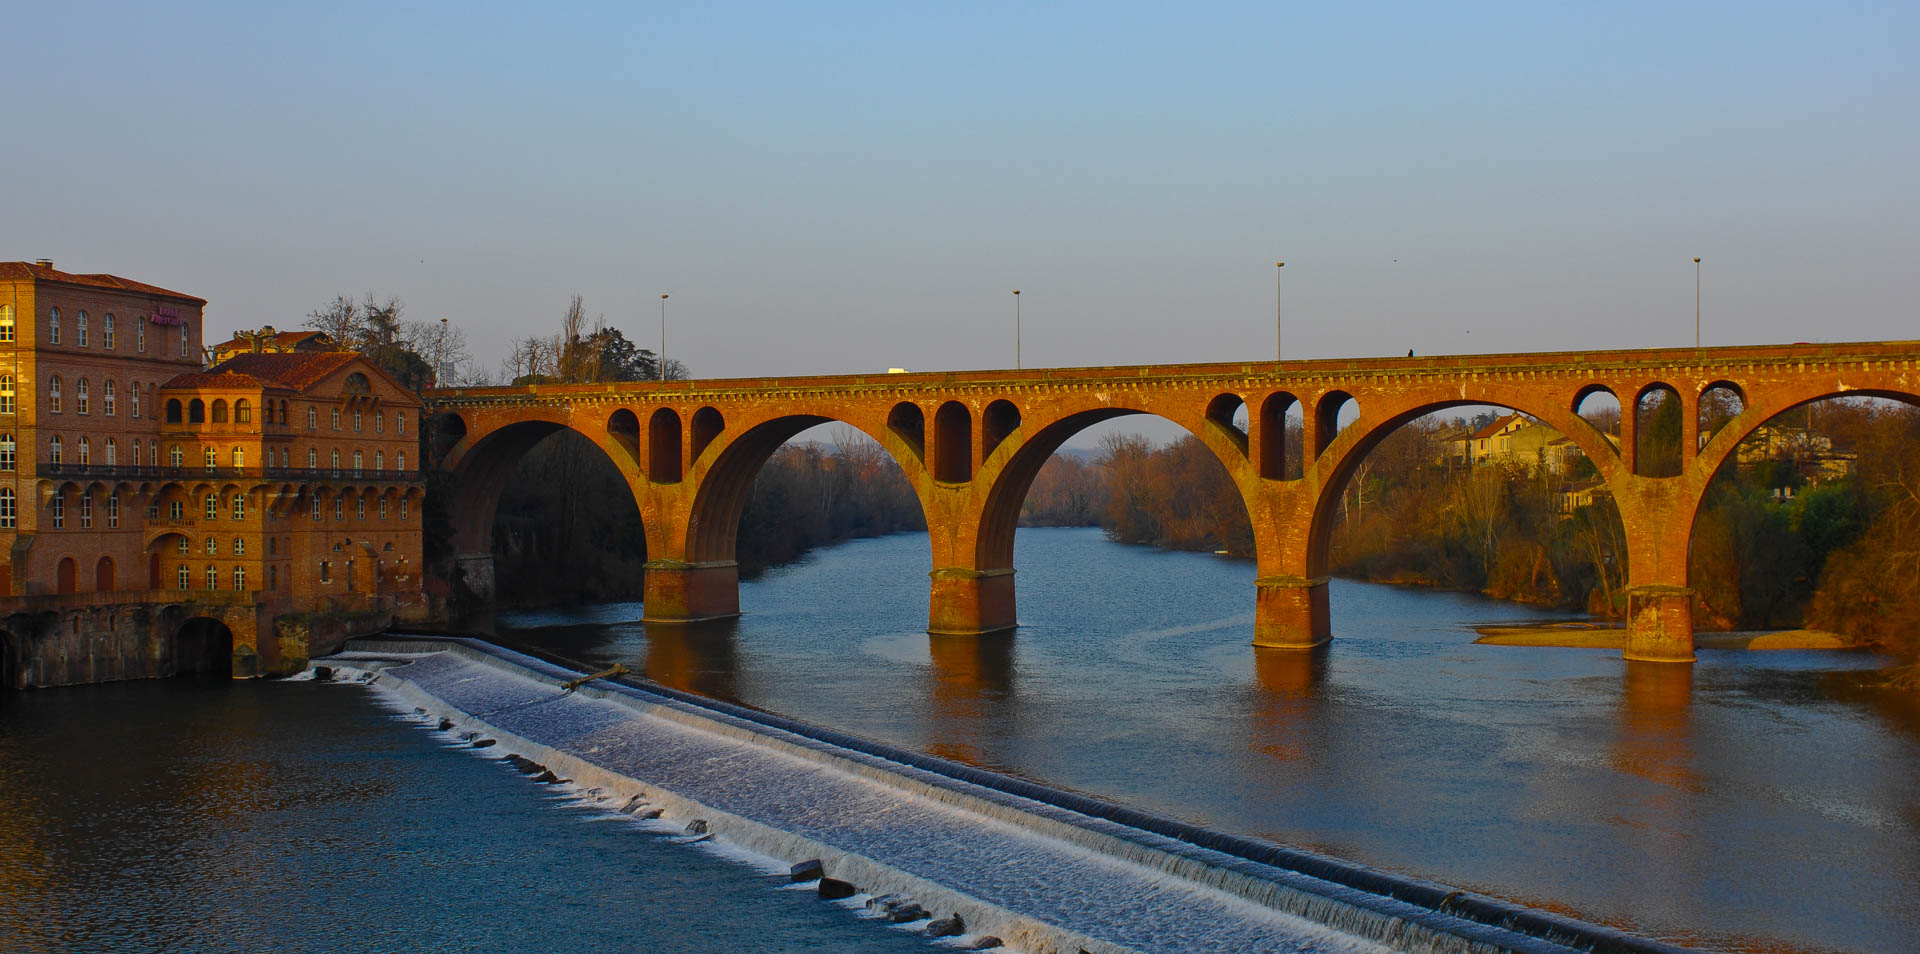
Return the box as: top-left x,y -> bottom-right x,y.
33,259 -> 53,269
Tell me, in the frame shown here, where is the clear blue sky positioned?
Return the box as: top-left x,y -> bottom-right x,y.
8,1 -> 1915,388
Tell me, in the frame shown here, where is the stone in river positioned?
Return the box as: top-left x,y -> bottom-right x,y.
470,739 -> 496,749
966,938 -> 1002,951
925,914 -> 964,937
684,819 -> 709,835
789,859 -> 824,883
886,903 -> 928,923
312,667 -> 333,682
817,878 -> 856,901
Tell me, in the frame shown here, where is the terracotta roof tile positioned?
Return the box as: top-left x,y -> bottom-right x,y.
0,261 -> 206,304
1470,413 -> 1524,440
206,352 -> 363,391
160,371 -> 273,390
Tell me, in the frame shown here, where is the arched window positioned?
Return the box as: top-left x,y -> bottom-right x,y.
234,399 -> 251,423
128,382 -> 140,418
344,372 -> 369,392
103,379 -> 116,416
375,411 -> 384,433
279,400 -> 289,425
48,434 -> 61,465
353,410 -> 363,432
279,447 -> 289,467
138,317 -> 147,353
0,434 -> 13,471
0,375 -> 13,414
203,446 -> 216,471
330,449 -> 340,475
232,447 -> 244,468
210,399 -> 228,423
396,451 -> 406,471
269,565 -> 277,590
76,311 -> 88,347
169,444 -> 183,467
0,304 -> 12,342
178,564 -> 189,589
331,408 -> 340,430
49,375 -> 62,413
0,488 -> 12,528
232,494 -> 245,519
307,406 -> 317,428
307,448 -> 317,468
203,494 -> 217,519
189,399 -> 205,424
206,565 -> 217,590
233,538 -> 244,555
204,537 -> 216,555
397,413 -> 405,436
77,436 -> 90,466
234,566 -> 247,591
75,378 -> 89,415
103,314 -> 115,350
375,450 -> 384,471
166,398 -> 183,423
48,307 -> 61,345
105,438 -> 116,466
352,449 -> 363,476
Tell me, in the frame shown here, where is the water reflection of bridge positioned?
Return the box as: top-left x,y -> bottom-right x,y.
430,341 -> 1920,663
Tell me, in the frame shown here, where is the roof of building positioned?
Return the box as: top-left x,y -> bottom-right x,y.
159,371 -> 276,390
0,261 -> 206,304
213,328 -> 337,351
1470,413 -> 1525,440
204,352 -> 365,391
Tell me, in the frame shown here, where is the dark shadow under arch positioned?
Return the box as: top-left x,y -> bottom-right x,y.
171,618 -> 233,678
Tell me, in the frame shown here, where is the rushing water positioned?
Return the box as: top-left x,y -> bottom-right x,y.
0,677 -> 943,953
492,527 -> 1920,954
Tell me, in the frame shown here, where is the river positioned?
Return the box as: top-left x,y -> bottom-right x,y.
494,527 -> 1920,954
2,526 -> 1914,953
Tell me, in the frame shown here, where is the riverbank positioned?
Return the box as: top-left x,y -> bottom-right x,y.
1473,623 -> 1851,650
336,634 -> 1684,954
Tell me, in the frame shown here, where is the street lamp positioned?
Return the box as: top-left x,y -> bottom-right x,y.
1013,290 -> 1021,370
659,293 -> 669,381
437,317 -> 448,384
1693,258 -> 1702,348
1275,262 -> 1285,362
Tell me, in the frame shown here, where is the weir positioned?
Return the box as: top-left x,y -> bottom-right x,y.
335,635 -> 1690,954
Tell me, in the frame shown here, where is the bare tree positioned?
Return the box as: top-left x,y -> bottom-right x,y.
306,295 -> 360,343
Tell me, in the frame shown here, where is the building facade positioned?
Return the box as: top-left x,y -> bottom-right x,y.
0,261 -> 424,618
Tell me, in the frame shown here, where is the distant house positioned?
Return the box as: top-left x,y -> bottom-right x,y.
210,326 -> 340,363
1555,479 -> 1611,514
1736,424 -> 1855,484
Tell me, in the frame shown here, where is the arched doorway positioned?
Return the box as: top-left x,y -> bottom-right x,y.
56,558 -> 77,594
95,556 -> 115,592
171,618 -> 234,678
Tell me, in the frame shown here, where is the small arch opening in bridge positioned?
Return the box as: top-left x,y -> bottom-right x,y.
1634,383 -> 1684,478
982,400 -> 1020,461
1687,393 -> 1920,640
1313,391 -> 1360,456
1205,393 -> 1249,456
607,408 -> 640,461
888,402 -> 926,463
649,409 -> 684,483
1258,392 -> 1305,480
171,618 -> 233,678
95,556 -> 114,592
1698,382 -> 1745,448
933,401 -> 972,483
691,407 -> 725,463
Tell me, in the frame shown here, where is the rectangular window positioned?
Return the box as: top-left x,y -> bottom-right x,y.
139,319 -> 147,353
79,494 -> 92,528
357,498 -> 366,519
233,566 -> 245,591
168,500 -> 184,520
334,499 -> 344,520
376,412 -> 384,433
397,414 -> 405,436
233,538 -> 244,555
400,498 -> 409,520
331,408 -> 340,430
77,314 -> 87,347
204,495 -> 217,519
178,565 -> 190,589
312,496 -> 321,520
180,324 -> 189,356
379,498 -> 389,520
320,560 -> 331,583
51,495 -> 64,528
107,493 -> 119,528
269,565 -> 277,590
178,537 -> 189,555
206,565 -> 217,589
103,316 -> 115,350
353,410 -> 362,432
232,495 -> 245,520
0,489 -> 13,528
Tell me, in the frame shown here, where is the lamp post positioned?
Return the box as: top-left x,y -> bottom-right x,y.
1693,258 -> 1702,348
1275,262 -> 1285,362
659,293 -> 669,381
437,317 -> 448,384
1013,289 -> 1021,370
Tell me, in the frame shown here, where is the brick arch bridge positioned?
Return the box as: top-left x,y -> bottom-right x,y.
427,340 -> 1920,663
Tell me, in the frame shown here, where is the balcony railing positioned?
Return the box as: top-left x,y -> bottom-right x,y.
34,462 -> 423,483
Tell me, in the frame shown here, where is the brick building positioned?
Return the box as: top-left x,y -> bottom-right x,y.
0,261 -> 424,615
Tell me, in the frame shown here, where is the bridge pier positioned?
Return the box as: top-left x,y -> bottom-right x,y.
1624,585 -> 1697,663
643,561 -> 741,623
927,567 -> 1017,636
453,553 -> 496,603
1253,576 -> 1331,649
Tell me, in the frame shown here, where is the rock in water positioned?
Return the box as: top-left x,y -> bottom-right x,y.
817,878 -> 856,901
684,819 -> 709,836
865,894 -> 902,914
437,718 -> 454,731
632,808 -> 663,820
532,770 -> 560,784
789,859 -> 824,883
312,666 -> 333,682
925,915 -> 964,938
887,903 -> 928,923
966,938 -> 1003,951
470,739 -> 496,749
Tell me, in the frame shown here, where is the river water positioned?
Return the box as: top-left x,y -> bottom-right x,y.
491,527 -> 1920,954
